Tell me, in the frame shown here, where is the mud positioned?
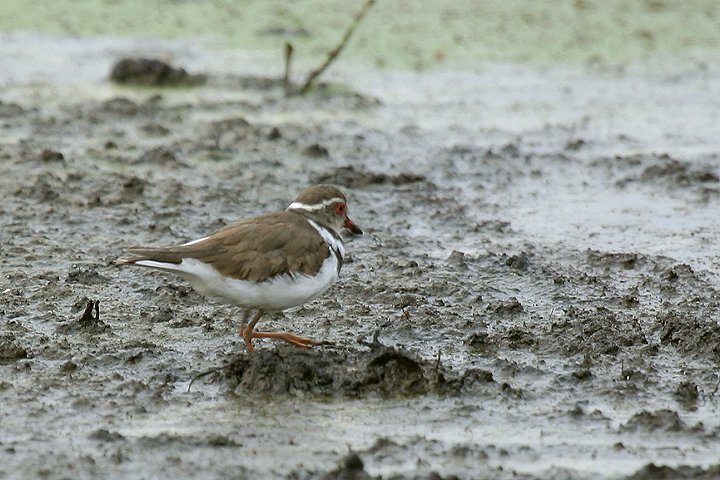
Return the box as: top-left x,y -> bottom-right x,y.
2,35 -> 720,479
216,343 -> 456,398
110,57 -> 206,87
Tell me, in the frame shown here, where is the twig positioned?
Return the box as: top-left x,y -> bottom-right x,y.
297,0 -> 375,95
188,364 -> 231,392
283,41 -> 294,94
81,300 -> 100,323
358,328 -> 383,349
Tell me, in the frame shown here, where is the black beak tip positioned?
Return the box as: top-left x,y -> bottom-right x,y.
344,217 -> 363,235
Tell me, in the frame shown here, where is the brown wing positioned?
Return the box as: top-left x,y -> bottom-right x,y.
119,211 -> 330,282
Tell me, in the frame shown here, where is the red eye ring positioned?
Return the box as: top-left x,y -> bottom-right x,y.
335,202 -> 346,215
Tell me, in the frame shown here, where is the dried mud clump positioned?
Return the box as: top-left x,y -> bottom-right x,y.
0,333 -> 28,362
215,345 -> 468,398
627,463 -> 720,480
109,57 -> 206,86
613,153 -> 720,196
320,453 -> 374,480
658,309 -> 720,360
316,165 -> 426,188
674,381 -> 700,410
39,148 -> 64,162
134,146 -> 180,166
585,250 -> 644,270
620,409 -> 692,433
0,100 -> 24,117
548,306 -> 647,356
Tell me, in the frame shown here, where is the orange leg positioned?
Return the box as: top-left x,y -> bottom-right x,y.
239,310 -> 264,353
251,331 -> 319,348
239,310 -> 319,352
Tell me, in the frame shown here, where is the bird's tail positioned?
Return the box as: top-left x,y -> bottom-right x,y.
115,246 -> 184,266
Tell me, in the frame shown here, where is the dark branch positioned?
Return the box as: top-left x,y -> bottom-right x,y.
283,41 -> 294,95
297,0 -> 375,95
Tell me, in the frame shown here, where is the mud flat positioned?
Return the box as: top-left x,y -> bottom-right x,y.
2,33 -> 720,479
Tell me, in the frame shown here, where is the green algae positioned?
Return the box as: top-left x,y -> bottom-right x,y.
2,0 -> 720,69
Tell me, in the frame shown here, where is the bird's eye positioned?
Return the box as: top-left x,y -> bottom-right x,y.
335,202 -> 346,215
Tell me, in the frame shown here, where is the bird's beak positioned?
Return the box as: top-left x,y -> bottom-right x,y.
344,216 -> 363,235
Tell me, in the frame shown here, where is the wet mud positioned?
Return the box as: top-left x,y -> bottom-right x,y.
2,39 -> 720,479
110,57 -> 206,87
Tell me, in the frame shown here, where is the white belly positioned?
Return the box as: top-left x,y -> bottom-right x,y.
136,254 -> 340,311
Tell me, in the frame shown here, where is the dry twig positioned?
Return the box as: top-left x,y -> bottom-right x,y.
283,41 -> 294,94
286,0 -> 375,95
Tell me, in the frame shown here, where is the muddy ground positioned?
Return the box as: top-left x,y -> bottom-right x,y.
2,37 -> 720,479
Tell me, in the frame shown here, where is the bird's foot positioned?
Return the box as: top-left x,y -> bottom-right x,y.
252,331 -> 320,349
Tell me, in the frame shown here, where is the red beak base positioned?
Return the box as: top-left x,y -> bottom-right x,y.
344,217 -> 363,235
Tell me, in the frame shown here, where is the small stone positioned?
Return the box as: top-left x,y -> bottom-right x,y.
40,148 -> 64,162
303,143 -> 329,157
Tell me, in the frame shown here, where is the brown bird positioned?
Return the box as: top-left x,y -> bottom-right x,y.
117,184 -> 362,352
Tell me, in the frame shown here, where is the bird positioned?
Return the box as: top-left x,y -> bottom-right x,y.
116,184 -> 362,352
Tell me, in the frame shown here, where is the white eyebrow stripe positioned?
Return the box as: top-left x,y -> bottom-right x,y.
287,197 -> 345,211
